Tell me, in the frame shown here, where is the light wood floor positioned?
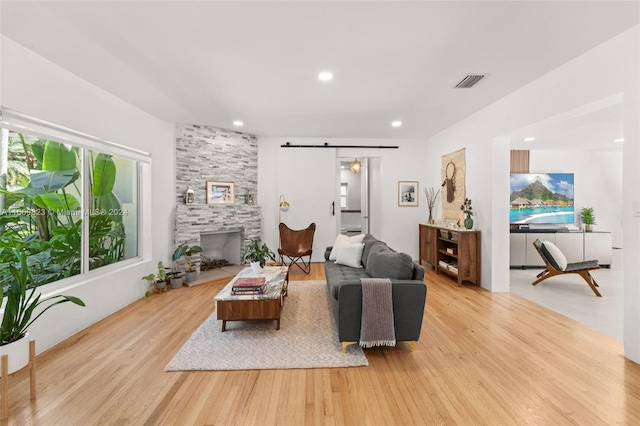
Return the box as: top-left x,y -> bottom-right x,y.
4,264 -> 640,425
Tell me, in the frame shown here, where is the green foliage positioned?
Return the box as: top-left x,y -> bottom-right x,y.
141,261 -> 170,297
172,244 -> 203,261
1,250 -> 85,345
243,239 -> 276,268
0,131 -> 127,291
580,207 -> 596,225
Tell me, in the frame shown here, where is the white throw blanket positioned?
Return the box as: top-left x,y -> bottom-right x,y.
359,278 -> 396,348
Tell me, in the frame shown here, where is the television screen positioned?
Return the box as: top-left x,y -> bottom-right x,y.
510,173 -> 575,224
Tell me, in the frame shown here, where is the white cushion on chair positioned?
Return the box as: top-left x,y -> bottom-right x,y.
542,240 -> 567,271
335,242 -> 365,268
329,234 -> 365,261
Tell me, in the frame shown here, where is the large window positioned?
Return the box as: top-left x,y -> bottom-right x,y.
0,113 -> 141,291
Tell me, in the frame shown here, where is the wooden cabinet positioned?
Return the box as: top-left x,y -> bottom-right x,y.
419,224 -> 437,267
419,224 -> 481,287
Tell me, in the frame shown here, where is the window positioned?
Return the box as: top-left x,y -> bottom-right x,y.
0,110 -> 143,290
340,183 -> 348,209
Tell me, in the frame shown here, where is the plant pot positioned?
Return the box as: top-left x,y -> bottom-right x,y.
170,276 -> 184,289
155,279 -> 167,290
185,271 -> 198,283
585,224 -> 593,232
250,261 -> 264,274
0,332 -> 30,375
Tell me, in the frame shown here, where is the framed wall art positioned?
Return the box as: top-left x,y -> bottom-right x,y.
206,180 -> 235,205
398,181 -> 419,207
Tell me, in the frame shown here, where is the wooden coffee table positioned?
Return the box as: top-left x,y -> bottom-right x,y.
214,266 -> 289,331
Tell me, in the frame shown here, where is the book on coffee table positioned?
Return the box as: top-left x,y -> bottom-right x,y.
232,276 -> 266,293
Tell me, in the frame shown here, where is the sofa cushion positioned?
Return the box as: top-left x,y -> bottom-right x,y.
361,234 -> 384,269
365,243 -> 414,280
335,242 -> 365,268
329,234 -> 365,261
325,260 -> 370,300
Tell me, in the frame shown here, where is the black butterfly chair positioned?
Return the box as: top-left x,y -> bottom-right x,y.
278,223 -> 316,274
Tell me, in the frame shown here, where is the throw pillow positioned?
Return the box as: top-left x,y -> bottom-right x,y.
542,240 -> 567,271
335,242 -> 365,268
329,233 -> 365,261
365,243 -> 414,280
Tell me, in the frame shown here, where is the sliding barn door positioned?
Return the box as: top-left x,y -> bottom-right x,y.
278,148 -> 337,262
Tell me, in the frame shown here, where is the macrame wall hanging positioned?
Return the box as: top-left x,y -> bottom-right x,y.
441,148 -> 466,222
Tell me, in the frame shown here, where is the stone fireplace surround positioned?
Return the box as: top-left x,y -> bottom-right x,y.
174,124 -> 261,266
174,204 -> 261,266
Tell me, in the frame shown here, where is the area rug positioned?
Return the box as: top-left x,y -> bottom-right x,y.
165,280 -> 368,371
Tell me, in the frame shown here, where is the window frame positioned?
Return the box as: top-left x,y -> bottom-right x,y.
1,108 -> 149,292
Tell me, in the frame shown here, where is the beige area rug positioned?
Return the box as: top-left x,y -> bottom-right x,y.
165,280 -> 368,371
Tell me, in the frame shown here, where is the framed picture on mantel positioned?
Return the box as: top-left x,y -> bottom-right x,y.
398,181 -> 419,207
207,181 -> 235,205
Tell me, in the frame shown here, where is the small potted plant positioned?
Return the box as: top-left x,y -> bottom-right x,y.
172,244 -> 203,283
2,250 -> 85,374
167,271 -> 185,289
244,239 -> 276,273
580,207 -> 596,232
141,261 -> 169,296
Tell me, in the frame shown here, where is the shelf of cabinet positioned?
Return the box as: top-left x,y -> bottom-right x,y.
419,224 -> 481,287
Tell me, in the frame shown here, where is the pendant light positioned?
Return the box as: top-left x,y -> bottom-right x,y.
350,158 -> 362,173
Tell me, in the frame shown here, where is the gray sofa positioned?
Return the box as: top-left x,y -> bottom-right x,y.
324,234 -> 427,351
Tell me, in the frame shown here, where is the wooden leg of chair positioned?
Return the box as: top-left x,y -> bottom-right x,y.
532,270 -> 553,286
1,354 -> 8,421
29,340 -> 36,400
579,271 -> 602,297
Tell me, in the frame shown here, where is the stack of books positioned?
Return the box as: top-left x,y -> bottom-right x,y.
231,277 -> 266,295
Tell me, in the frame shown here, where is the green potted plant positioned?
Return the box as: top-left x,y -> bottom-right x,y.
580,207 -> 596,232
1,250 -> 85,374
141,261 -> 169,296
244,239 -> 276,273
172,244 -> 203,283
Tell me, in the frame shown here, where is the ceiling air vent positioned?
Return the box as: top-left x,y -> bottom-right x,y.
454,74 -> 485,88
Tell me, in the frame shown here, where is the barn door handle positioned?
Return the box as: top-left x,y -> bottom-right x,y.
331,201 -> 335,216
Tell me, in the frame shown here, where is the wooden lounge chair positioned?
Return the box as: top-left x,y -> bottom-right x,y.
531,239 -> 602,297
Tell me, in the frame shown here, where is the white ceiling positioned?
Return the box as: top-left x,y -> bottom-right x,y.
1,1 -> 638,141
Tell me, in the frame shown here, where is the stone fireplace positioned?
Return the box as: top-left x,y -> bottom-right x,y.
174,124 -> 261,266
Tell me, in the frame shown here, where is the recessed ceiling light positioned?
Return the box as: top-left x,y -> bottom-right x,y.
233,120 -> 243,127
391,121 -> 402,128
524,137 -> 536,142
614,138 -> 624,143
318,71 -> 333,82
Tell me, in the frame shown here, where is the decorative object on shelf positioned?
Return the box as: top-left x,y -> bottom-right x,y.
580,206 -> 596,232
244,239 -> 276,273
206,180 -> 235,205
350,158 -> 362,173
398,181 -> 419,207
244,192 -> 255,204
184,186 -> 195,204
461,198 -> 474,229
423,186 -> 440,224
278,194 -> 290,223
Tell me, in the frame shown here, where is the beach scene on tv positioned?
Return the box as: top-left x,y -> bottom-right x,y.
510,173 -> 575,224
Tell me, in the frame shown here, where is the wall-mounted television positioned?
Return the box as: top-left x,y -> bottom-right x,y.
510,173 -> 575,225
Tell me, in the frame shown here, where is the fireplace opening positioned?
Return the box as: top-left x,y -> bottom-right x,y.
199,230 -> 242,266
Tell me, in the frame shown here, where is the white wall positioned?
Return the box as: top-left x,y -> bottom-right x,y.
1,36 -> 175,353
529,149 -> 623,248
424,26 -> 640,361
258,138 -> 429,262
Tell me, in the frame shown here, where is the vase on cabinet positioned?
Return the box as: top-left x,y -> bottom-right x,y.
464,214 -> 473,230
